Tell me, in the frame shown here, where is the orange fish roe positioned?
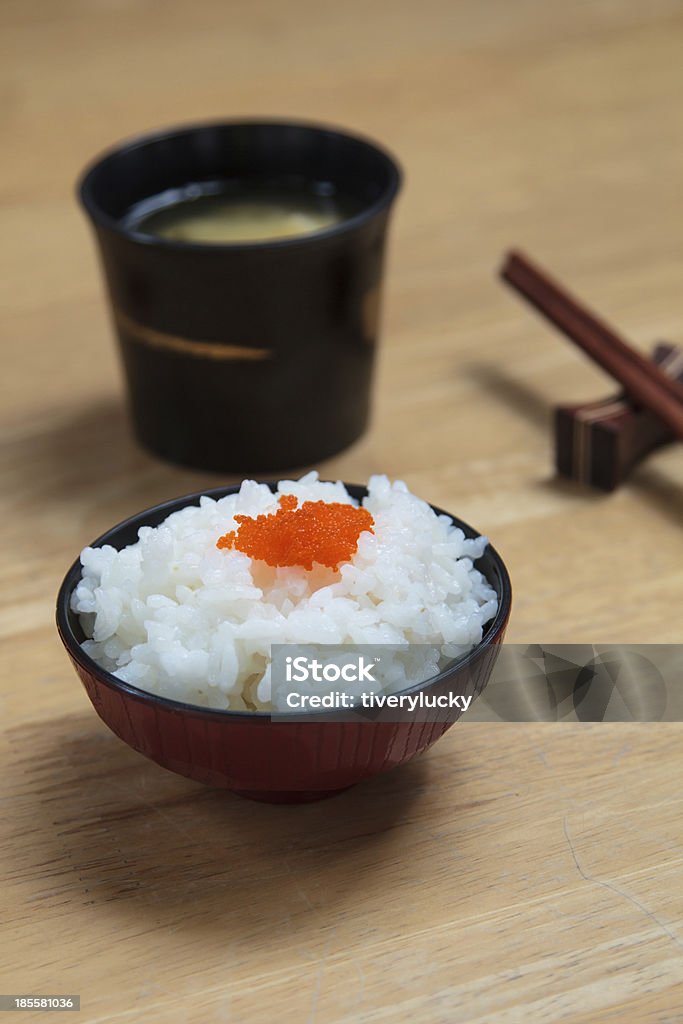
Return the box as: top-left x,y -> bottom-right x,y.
216,494 -> 374,571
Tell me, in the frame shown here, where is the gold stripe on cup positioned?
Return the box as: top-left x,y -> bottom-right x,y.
114,307 -> 271,362
361,286 -> 381,342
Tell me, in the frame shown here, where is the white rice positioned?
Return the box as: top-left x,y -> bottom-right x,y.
72,474 -> 498,710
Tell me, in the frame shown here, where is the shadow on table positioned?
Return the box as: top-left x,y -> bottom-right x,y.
467,362 -> 682,522
3,398 -> 242,556
7,396 -> 228,499
628,463 -> 683,529
464,362 -> 551,431
8,713 -> 439,949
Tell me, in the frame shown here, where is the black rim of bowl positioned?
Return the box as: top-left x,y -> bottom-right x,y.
77,117 -> 403,254
56,482 -> 512,722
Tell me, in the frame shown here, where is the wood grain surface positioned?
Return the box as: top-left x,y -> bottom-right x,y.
2,1 -> 682,1021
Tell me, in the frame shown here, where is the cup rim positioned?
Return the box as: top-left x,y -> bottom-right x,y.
77,117 -> 403,254
56,482 -> 512,723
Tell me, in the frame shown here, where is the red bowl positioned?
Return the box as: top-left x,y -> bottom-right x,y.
56,484 -> 511,802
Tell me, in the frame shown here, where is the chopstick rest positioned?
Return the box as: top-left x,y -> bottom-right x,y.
554,343 -> 683,491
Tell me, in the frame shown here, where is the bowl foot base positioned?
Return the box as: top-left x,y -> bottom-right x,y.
232,786 -> 354,804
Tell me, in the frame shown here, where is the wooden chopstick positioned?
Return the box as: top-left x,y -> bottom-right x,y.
500,250 -> 683,441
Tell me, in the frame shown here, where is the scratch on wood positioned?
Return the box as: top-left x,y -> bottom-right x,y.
562,816 -> 683,951
307,927 -> 336,1024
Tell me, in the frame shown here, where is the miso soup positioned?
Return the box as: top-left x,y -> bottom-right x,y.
127,181 -> 361,244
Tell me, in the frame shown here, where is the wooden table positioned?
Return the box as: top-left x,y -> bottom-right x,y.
2,1 -> 683,1020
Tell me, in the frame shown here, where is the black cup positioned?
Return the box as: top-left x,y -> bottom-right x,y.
78,120 -> 401,472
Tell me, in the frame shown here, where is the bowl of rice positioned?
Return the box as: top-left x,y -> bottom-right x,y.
56,474 -> 511,802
